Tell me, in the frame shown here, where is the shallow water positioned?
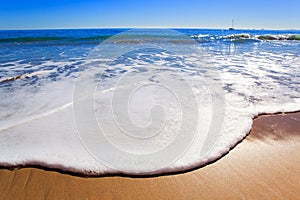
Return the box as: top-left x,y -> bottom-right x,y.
0,28 -> 299,175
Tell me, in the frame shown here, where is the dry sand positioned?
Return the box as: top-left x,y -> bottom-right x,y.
0,112 -> 299,200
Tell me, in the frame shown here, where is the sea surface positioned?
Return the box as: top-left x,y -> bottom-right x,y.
0,28 -> 299,175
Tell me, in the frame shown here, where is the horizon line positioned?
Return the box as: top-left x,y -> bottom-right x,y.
0,26 -> 300,31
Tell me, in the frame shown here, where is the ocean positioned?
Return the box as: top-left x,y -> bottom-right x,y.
0,28 -> 299,175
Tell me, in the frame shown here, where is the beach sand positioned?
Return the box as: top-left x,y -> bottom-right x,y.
0,112 -> 299,200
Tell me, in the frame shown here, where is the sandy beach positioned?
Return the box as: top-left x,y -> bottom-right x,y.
1,0 -> 300,199
0,112 -> 299,200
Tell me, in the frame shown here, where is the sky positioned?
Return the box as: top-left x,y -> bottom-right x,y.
0,0 -> 299,30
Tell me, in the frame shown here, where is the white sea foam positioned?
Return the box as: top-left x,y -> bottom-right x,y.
0,32 -> 299,175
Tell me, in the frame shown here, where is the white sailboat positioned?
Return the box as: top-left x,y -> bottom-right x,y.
229,19 -> 235,30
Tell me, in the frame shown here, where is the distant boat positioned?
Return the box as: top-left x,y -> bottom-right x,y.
229,19 -> 235,30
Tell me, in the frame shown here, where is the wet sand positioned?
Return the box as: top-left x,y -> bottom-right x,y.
0,112 -> 299,200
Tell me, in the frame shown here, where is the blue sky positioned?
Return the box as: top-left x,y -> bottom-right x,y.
0,0 -> 299,30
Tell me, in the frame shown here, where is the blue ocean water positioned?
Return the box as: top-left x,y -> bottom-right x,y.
1,28 -> 299,82
0,28 -> 299,77
0,28 -> 299,175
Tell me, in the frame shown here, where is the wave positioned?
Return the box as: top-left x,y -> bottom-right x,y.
0,29 -> 299,175
0,70 -> 54,83
1,34 -> 299,44
0,36 -> 67,43
0,35 -> 111,44
0,34 -> 191,44
257,34 -> 300,40
192,33 -> 300,42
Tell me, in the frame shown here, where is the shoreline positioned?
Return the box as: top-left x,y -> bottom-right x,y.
0,111 -> 299,178
0,111 -> 299,199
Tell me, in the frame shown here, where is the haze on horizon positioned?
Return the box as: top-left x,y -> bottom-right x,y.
0,0 -> 299,30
